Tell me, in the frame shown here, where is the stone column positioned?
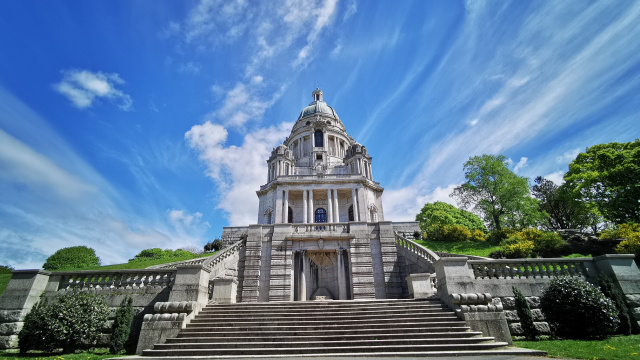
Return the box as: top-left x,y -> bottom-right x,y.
309,190 -> 314,223
302,190 -> 308,224
333,189 -> 340,222
327,189 -> 333,223
300,251 -> 307,301
275,190 -> 283,224
338,249 -> 346,300
282,190 -> 289,223
351,188 -> 359,221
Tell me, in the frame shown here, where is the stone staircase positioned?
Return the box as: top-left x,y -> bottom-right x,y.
141,299 -> 545,358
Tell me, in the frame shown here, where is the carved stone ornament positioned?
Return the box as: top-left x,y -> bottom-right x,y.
318,238 -> 324,249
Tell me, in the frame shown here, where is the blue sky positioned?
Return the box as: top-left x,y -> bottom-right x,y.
1,1 -> 639,268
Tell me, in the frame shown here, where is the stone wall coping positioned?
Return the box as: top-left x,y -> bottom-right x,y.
468,258 -> 594,264
176,264 -> 212,272
51,269 -> 177,275
593,254 -> 636,260
11,269 -> 51,275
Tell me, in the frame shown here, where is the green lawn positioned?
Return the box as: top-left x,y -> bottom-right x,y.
0,349 -> 122,360
413,238 -> 500,258
0,274 -> 11,298
514,334 -> 640,360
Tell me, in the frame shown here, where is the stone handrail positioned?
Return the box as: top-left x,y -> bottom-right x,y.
201,238 -> 246,272
55,269 -> 176,291
435,251 -> 489,260
468,258 -> 592,279
293,223 -> 349,233
149,238 -> 246,270
394,232 -> 440,265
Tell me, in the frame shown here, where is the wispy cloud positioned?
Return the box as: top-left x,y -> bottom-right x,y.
178,62 -> 201,74
54,69 -> 133,110
0,88 -> 203,268
513,157 -> 528,174
185,121 -> 292,225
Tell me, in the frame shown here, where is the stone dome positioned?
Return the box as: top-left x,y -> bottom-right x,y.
297,88 -> 339,120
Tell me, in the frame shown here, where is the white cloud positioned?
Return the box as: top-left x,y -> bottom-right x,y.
544,171 -> 565,185
556,148 -> 581,164
330,39 -> 343,59
208,82 -> 286,129
344,0 -> 357,21
54,69 -> 133,110
185,121 -> 293,225
383,183 -> 459,222
513,157 -> 528,173
178,62 -> 201,74
168,209 -> 204,228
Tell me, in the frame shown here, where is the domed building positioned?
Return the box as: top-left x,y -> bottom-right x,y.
221,88 -> 419,302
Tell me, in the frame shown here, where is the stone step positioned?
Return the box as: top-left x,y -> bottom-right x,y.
143,342 -> 512,356
154,337 -> 497,350
170,331 -> 485,343
177,326 -> 474,338
189,312 -> 458,323
181,321 -> 468,332
197,306 -> 451,317
205,300 -> 444,311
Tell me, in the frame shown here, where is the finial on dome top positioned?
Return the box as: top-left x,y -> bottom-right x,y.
312,86 -> 323,102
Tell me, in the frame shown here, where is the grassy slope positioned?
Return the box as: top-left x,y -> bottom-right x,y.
413,239 -> 500,258
55,252 -> 215,271
515,335 -> 640,360
0,274 -> 11,298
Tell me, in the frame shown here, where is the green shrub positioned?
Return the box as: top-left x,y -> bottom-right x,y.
513,286 -> 539,340
499,229 -> 567,258
487,228 -> 517,244
130,248 -> 165,260
601,223 -> 640,239
540,276 -> 619,339
615,229 -> 640,265
19,291 -> 109,353
412,230 -> 422,239
109,296 -> 134,354
427,224 -> 472,242
598,274 -> 631,335
0,265 -> 14,274
501,237 -> 535,258
42,246 -> 101,271
470,229 -> 486,242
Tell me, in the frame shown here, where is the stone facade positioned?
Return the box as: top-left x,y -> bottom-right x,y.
221,88 -> 410,303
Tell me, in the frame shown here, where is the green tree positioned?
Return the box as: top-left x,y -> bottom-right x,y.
42,246 -> 101,271
564,140 -> 640,224
415,201 -> 486,234
451,154 -> 541,231
109,296 -> 134,354
532,176 -> 600,231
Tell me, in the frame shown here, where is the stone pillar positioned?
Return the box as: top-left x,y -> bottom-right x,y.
338,249 -> 346,300
594,254 -> 640,331
168,265 -> 211,305
351,189 -> 359,222
357,187 -> 367,222
327,189 -> 333,223
282,190 -> 289,223
333,189 -> 340,222
349,223 -> 376,299
275,190 -> 283,225
309,190 -> 314,223
302,190 -> 308,224
0,270 -> 51,349
211,278 -> 238,304
300,251 -> 307,301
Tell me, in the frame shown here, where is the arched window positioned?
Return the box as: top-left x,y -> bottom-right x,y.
315,208 -> 327,223
288,206 -> 293,224
348,205 -> 354,222
314,130 -> 324,148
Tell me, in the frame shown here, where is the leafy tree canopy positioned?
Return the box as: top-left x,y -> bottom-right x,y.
564,140 -> 640,224
416,201 -> 486,233
451,154 -> 542,231
532,176 -> 602,231
42,246 -> 101,271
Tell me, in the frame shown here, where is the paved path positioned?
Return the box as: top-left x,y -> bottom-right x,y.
112,355 -> 574,360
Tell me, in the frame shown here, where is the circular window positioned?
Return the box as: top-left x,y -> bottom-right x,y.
326,121 -> 331,125
306,121 -> 311,125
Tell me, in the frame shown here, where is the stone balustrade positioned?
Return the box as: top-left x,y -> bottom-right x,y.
468,258 -> 591,279
293,223 -> 349,233
55,269 -> 176,291
201,238 -> 246,272
394,232 -> 440,265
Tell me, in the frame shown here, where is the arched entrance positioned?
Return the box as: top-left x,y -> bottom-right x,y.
293,248 -> 351,301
